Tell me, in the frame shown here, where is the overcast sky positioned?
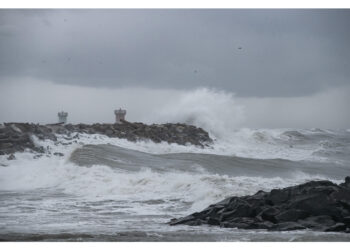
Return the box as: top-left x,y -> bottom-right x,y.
1,9 -> 350,96
0,9 -> 349,128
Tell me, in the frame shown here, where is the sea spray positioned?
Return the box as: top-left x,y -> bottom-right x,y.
153,88 -> 245,138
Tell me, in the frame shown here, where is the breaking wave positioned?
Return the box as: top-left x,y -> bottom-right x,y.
1,144 -> 343,214
1,124 -> 349,240
152,88 -> 245,138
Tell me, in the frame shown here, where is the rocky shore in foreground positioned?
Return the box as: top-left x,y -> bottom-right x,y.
170,177 -> 350,233
0,121 -> 213,156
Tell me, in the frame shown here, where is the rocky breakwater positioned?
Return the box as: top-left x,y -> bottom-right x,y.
63,120 -> 212,146
170,177 -> 350,233
0,121 -> 213,156
0,123 -> 54,157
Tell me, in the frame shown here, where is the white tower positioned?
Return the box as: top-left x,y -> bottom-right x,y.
58,111 -> 68,124
114,108 -> 126,124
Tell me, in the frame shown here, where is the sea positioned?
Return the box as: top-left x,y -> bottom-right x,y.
1,126 -> 350,241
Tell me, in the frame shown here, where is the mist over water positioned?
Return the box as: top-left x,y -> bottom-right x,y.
152,88 -> 245,138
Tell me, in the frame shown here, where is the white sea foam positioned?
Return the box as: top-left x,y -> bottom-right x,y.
151,88 -> 245,138
0,127 -> 329,174
68,128 -> 328,161
0,126 -> 346,238
0,116 -> 346,213
0,149 -> 336,213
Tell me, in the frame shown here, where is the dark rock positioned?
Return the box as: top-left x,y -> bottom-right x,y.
269,222 -> 306,231
53,152 -> 64,157
0,142 -> 13,149
187,219 -> 204,226
275,209 -> 309,222
297,215 -> 335,231
331,189 -> 350,202
0,122 -> 213,155
221,204 -> 253,220
253,221 -> 275,229
169,215 -> 197,226
105,129 -> 114,136
169,177 -> 350,233
267,188 -> 290,205
207,217 -> 220,225
343,216 -> 350,226
7,154 -> 16,160
299,215 -> 335,227
222,217 -> 273,230
258,207 -> 280,223
340,176 -> 350,189
220,222 -> 251,229
0,133 -> 8,139
325,223 -> 348,232
290,193 -> 339,217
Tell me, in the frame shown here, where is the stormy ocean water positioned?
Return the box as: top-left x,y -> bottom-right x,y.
1,124 -> 350,241
2,6 -> 350,244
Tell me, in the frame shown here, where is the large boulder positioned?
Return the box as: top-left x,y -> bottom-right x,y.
169,176 -> 350,233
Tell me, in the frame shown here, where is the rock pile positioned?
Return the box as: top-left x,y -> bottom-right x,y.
0,121 -> 213,155
170,177 -> 350,233
63,121 -> 212,146
0,123 -> 46,155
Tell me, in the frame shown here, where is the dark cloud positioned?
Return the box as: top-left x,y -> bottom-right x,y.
0,9 -> 350,97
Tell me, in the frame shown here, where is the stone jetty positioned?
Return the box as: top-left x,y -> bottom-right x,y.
170,177 -> 350,233
0,121 -> 213,156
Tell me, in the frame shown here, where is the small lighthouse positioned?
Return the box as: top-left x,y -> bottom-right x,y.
58,111 -> 68,124
114,108 -> 126,124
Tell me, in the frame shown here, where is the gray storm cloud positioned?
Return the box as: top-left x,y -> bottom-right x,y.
0,9 -> 349,97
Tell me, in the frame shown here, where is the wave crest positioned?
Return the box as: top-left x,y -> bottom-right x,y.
153,88 -> 245,138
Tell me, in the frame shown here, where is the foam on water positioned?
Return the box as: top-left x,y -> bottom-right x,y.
1,126 -> 348,195
0,126 -> 349,241
0,148 -> 337,213
1,126 -> 347,175
29,128 -> 335,162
